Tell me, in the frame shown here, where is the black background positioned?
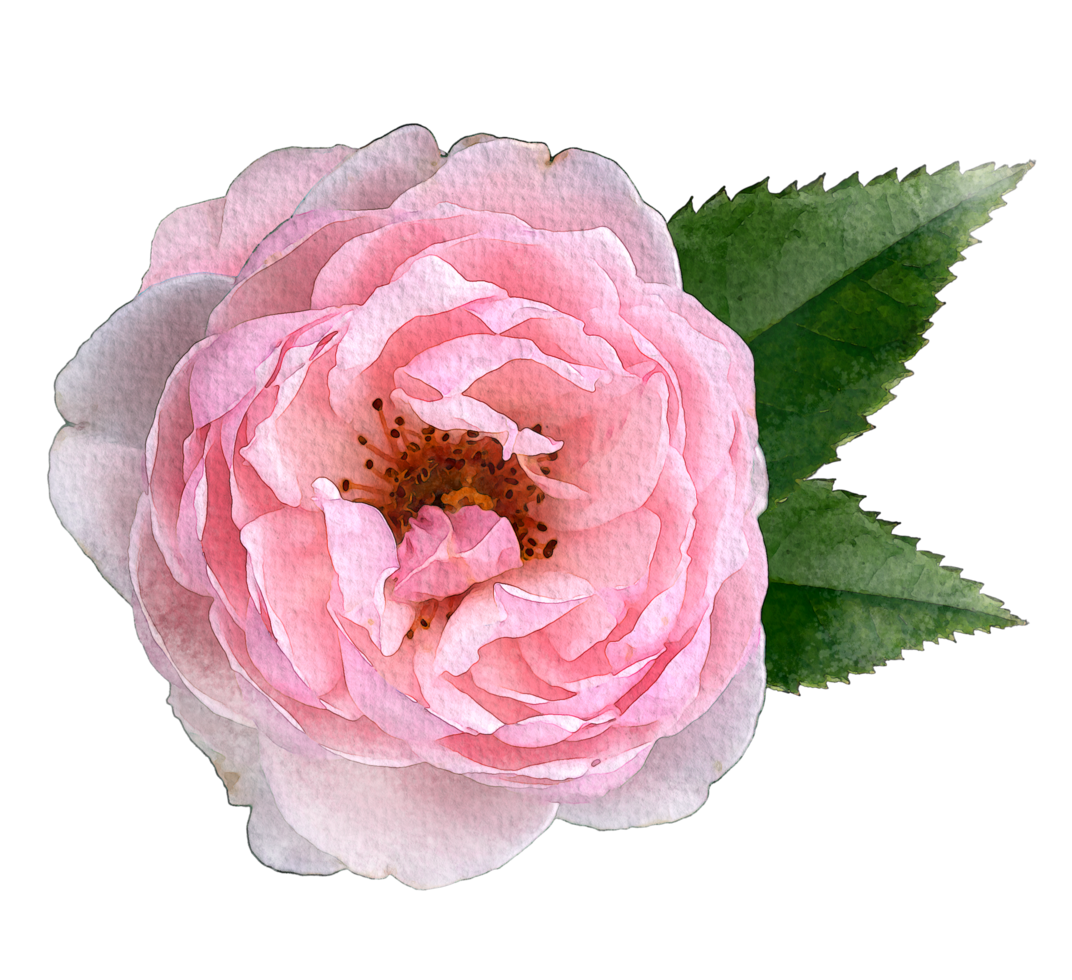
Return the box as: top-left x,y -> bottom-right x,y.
35,95 -> 1046,926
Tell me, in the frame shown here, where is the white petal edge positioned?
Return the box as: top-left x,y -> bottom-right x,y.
295,124 -> 444,215
49,274 -> 232,598
168,683 -> 346,875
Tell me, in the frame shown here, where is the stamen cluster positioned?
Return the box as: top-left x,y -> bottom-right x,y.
339,398 -> 559,562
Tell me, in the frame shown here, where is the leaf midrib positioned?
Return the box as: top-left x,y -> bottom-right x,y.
767,575 -> 1020,622
737,169 -> 1020,347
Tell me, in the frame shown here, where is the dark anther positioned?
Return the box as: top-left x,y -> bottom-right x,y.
441,433 -> 450,442
525,548 -> 534,557
505,489 -> 514,499
390,428 -> 400,438
496,460 -> 505,471
422,426 -> 436,435
401,452 -> 409,460
510,467 -> 517,475
358,435 -> 368,445
466,430 -> 479,437
409,442 -> 420,452
444,458 -> 455,469
527,537 -> 537,546
372,398 -> 383,411
341,479 -> 351,491
420,619 -> 429,629
504,477 -> 519,486
394,416 -> 405,426
536,523 -> 547,532
548,452 -> 559,461
536,492 -> 545,503
365,460 -> 374,470
406,629 -> 414,640
425,435 -> 432,442
543,540 -> 558,559
540,466 -> 551,475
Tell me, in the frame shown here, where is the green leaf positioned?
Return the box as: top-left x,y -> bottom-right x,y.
759,480 -> 1025,694
669,161 -> 1033,502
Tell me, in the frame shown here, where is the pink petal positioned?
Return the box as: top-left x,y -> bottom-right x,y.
129,498 -> 252,725
311,479 -> 400,648
391,136 -> 681,286
434,575 -> 594,676
295,125 -> 443,214
556,626 -> 766,826
239,506 -> 344,696
50,275 -> 230,597
257,731 -> 558,888
141,145 -> 356,289
166,682 -> 345,875
393,505 -> 522,602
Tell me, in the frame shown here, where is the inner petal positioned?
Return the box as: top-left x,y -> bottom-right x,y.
393,505 -> 522,602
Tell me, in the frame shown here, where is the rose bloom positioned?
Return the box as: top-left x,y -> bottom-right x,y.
50,126 -> 768,887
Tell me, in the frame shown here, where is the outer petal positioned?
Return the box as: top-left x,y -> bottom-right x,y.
141,145 -> 356,290
392,136 -> 681,287
295,124 -> 444,214
167,682 -> 346,875
555,626 -> 766,830
257,732 -> 558,888
50,274 -> 231,598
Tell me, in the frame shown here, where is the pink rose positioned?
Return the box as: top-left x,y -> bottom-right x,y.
50,126 -> 768,887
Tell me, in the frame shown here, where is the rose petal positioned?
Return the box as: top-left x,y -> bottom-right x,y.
257,731 -> 558,888
142,145 -> 356,290
295,125 -> 443,215
51,275 -> 231,597
392,137 -> 681,287
239,507 -> 344,696
556,626 -> 766,828
166,682 -> 346,875
312,479 -> 401,647
393,505 -> 522,602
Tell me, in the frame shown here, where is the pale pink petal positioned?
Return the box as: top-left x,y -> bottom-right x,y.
325,256 -> 509,425
393,505 -> 522,602
295,125 -> 443,214
556,627 -> 766,828
129,498 -> 252,726
312,479 -> 400,647
337,632 -> 459,743
434,575 -> 594,676
49,436 -> 146,601
205,211 -> 395,336
239,507 -> 343,696
532,372 -> 671,531
391,136 -> 681,286
141,145 -> 356,289
57,274 -> 231,449
51,275 -> 231,597
242,599 -> 325,708
166,682 -> 345,875
257,732 -> 558,888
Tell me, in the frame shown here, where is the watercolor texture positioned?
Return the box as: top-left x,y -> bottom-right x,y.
49,126 -> 769,887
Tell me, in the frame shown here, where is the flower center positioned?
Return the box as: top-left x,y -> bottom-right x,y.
339,399 -> 558,562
